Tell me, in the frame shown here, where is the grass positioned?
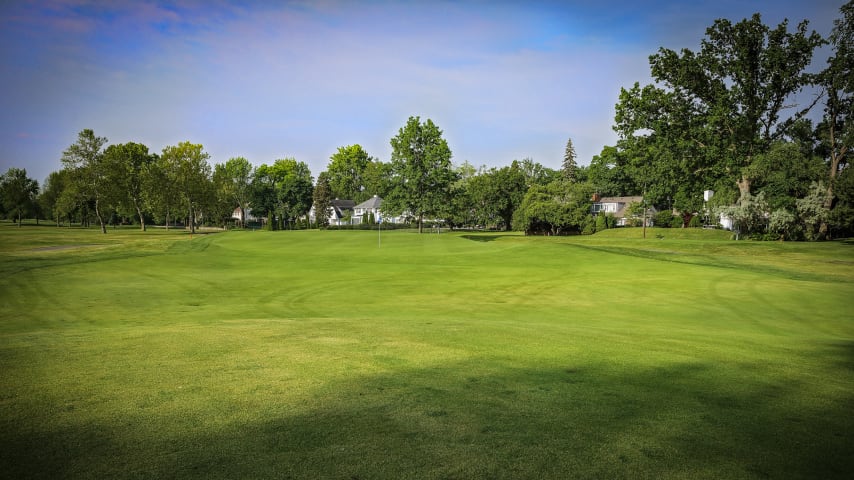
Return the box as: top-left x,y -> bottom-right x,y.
1,223 -> 852,479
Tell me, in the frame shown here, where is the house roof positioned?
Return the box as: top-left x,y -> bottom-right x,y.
331,199 -> 355,209
354,195 -> 383,210
597,196 -> 644,204
593,196 -> 648,218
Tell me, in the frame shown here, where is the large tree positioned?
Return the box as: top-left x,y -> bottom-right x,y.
61,129 -> 110,233
468,161 -> 528,230
160,142 -> 212,234
649,14 -> 823,196
271,158 -> 314,229
250,158 -> 314,230
0,168 -> 39,226
615,13 -> 823,217
215,157 -> 253,228
102,142 -> 156,231
312,171 -> 333,228
512,180 -> 594,235
326,144 -> 372,202
562,137 -> 578,182
817,0 -> 854,238
385,116 -> 456,233
144,155 -> 180,229
39,170 -> 71,226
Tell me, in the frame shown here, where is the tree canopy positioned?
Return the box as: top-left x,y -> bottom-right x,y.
384,116 -> 456,233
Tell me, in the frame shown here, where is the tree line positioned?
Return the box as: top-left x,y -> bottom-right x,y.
2,3 -> 852,239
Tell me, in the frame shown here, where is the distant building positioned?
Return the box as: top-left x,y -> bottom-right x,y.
590,195 -> 655,226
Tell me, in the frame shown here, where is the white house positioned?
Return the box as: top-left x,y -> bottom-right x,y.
231,206 -> 257,224
308,199 -> 356,226
590,195 -> 655,226
352,195 -> 383,224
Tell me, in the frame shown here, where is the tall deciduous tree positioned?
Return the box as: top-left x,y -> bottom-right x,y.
385,116 -> 455,233
271,158 -> 314,229
817,0 -> 853,238
39,170 -> 71,226
61,129 -> 110,233
215,157 -> 253,228
326,144 -> 372,202
312,171 -> 333,228
160,142 -> 211,234
468,162 -> 528,230
144,155 -> 180,229
512,180 -> 593,235
0,168 -> 39,226
646,13 -> 823,197
102,142 -> 156,231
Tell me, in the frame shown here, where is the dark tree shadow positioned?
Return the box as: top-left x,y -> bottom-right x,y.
3,358 -> 852,479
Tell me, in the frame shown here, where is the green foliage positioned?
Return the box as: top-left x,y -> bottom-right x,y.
829,165 -> 854,237
671,215 -> 685,228
653,210 -> 673,228
466,161 -> 527,231
595,213 -> 608,231
384,116 -> 456,233
562,137 -> 578,182
102,142 -> 157,231
250,159 -> 314,230
717,191 -> 770,238
768,208 -> 798,240
512,181 -> 593,235
587,146 -> 637,197
796,182 -> 830,241
748,141 -> 825,211
0,168 -> 39,225
688,214 -> 702,228
160,142 -> 212,234
312,172 -> 333,229
61,129 -> 110,233
215,157 -> 253,228
327,144 -> 372,202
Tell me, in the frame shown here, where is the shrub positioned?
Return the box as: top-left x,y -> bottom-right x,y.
688,215 -> 702,228
653,210 -> 673,228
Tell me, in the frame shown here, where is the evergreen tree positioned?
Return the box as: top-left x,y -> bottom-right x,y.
562,137 -> 578,182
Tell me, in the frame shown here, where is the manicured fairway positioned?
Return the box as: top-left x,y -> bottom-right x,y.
1,224 -> 852,479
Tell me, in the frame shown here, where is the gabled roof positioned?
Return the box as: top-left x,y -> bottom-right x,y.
354,195 -> 383,210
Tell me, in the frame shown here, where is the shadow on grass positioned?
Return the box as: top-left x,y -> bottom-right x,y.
460,234 -> 514,243
2,360 -> 852,479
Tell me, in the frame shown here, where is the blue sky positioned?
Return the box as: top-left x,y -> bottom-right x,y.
0,0 -> 844,185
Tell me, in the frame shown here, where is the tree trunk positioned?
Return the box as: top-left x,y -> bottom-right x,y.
818,149 -> 845,240
189,205 -> 196,234
737,175 -> 751,199
135,201 -> 146,232
418,213 -> 423,233
94,198 -> 107,234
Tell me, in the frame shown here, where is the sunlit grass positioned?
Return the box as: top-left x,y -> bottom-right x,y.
1,224 -> 852,478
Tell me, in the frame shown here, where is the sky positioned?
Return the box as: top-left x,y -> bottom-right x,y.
0,0 -> 845,185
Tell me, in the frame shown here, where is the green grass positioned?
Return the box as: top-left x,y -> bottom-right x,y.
1,224 -> 852,479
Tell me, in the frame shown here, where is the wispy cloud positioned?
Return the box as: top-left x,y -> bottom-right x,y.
0,0 -> 845,183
